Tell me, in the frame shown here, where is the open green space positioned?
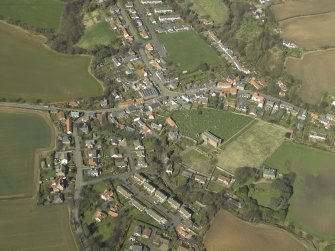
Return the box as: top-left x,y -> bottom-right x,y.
173,108 -> 254,140
0,199 -> 77,251
217,121 -> 288,173
188,0 -> 229,24
181,149 -> 212,175
0,22 -> 102,102
158,31 -> 221,71
0,0 -> 64,30
78,21 -> 118,49
249,182 -> 281,210
0,110 -> 52,197
266,142 -> 335,239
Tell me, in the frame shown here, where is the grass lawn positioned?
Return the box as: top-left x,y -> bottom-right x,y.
0,0 -> 64,30
173,108 -> 254,140
0,22 -> 102,102
266,141 -> 335,240
181,149 -> 212,175
188,0 -> 229,24
158,31 -> 221,72
0,199 -> 77,251
0,110 -> 52,197
217,121 -> 288,173
77,21 -> 118,49
249,183 -> 281,210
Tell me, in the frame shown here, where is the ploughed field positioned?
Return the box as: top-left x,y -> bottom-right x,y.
266,142 -> 335,239
271,0 -> 335,104
0,22 -> 102,102
0,110 -> 51,198
0,0 -> 64,30
204,210 -> 307,251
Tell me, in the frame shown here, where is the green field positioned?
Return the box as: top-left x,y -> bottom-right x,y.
78,21 -> 118,49
249,182 -> 281,210
182,149 -> 212,175
0,199 -> 78,251
266,142 -> 335,239
0,0 -> 64,30
0,110 -> 52,197
158,31 -> 221,71
173,108 -> 254,140
217,121 -> 288,173
0,22 -> 102,102
188,0 -> 229,24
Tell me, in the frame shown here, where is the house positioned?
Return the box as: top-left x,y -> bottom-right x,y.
182,170 -> 193,179
236,98 -> 248,113
142,227 -> 152,239
263,168 -> 277,179
135,150 -> 145,158
131,198 -> 146,212
217,175 -> 233,187
62,135 -> 71,145
139,87 -> 159,99
168,131 -> 179,141
101,189 -> 114,201
66,119 -> 73,135
100,98 -> 108,107
79,123 -> 89,134
143,181 -> 156,194
158,15 -> 181,22
137,157 -> 148,168
85,139 -> 95,149
154,6 -> 173,14
194,174 -> 207,184
145,42 -> 154,51
179,206 -> 192,219
130,244 -> 143,251
297,109 -> 308,121
233,81 -> 246,90
54,151 -> 69,165
167,197 -> 181,210
88,169 -> 100,177
309,131 -> 327,141
145,208 -> 167,224
141,0 -> 162,4
251,92 -> 265,108
154,189 -> 168,203
134,140 -> 144,150
94,210 -> 107,223
250,77 -> 263,90
201,131 -> 222,148
115,159 -> 128,168
134,226 -> 142,237
110,148 -> 123,158
133,173 -> 147,185
217,79 -> 234,89
50,177 -> 66,193
166,117 -> 177,127
117,186 -> 133,199
70,111 -> 80,119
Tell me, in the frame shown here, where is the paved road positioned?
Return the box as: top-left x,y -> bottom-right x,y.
134,0 -> 167,57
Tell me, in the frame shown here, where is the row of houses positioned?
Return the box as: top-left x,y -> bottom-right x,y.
133,173 -> 193,219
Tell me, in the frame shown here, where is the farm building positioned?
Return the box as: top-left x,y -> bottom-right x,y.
201,131 -> 222,148
263,168 -> 277,179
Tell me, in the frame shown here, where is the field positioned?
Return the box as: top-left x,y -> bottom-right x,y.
0,22 -> 102,102
279,12 -> 335,50
77,21 -> 118,49
158,31 -> 221,72
266,141 -> 335,239
0,199 -> 78,251
181,149 -> 212,175
0,0 -> 64,30
217,121 -> 288,173
188,0 -> 229,24
249,182 -> 281,210
204,210 -> 308,251
271,0 -> 335,21
0,109 -> 52,198
285,48 -> 335,104
172,108 -> 254,140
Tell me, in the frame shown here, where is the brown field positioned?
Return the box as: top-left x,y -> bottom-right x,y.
285,49 -> 335,104
0,199 -> 78,251
204,210 -> 308,251
271,0 -> 335,21
279,12 -> 335,49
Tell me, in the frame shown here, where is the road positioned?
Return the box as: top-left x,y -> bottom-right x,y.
134,0 -> 167,57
